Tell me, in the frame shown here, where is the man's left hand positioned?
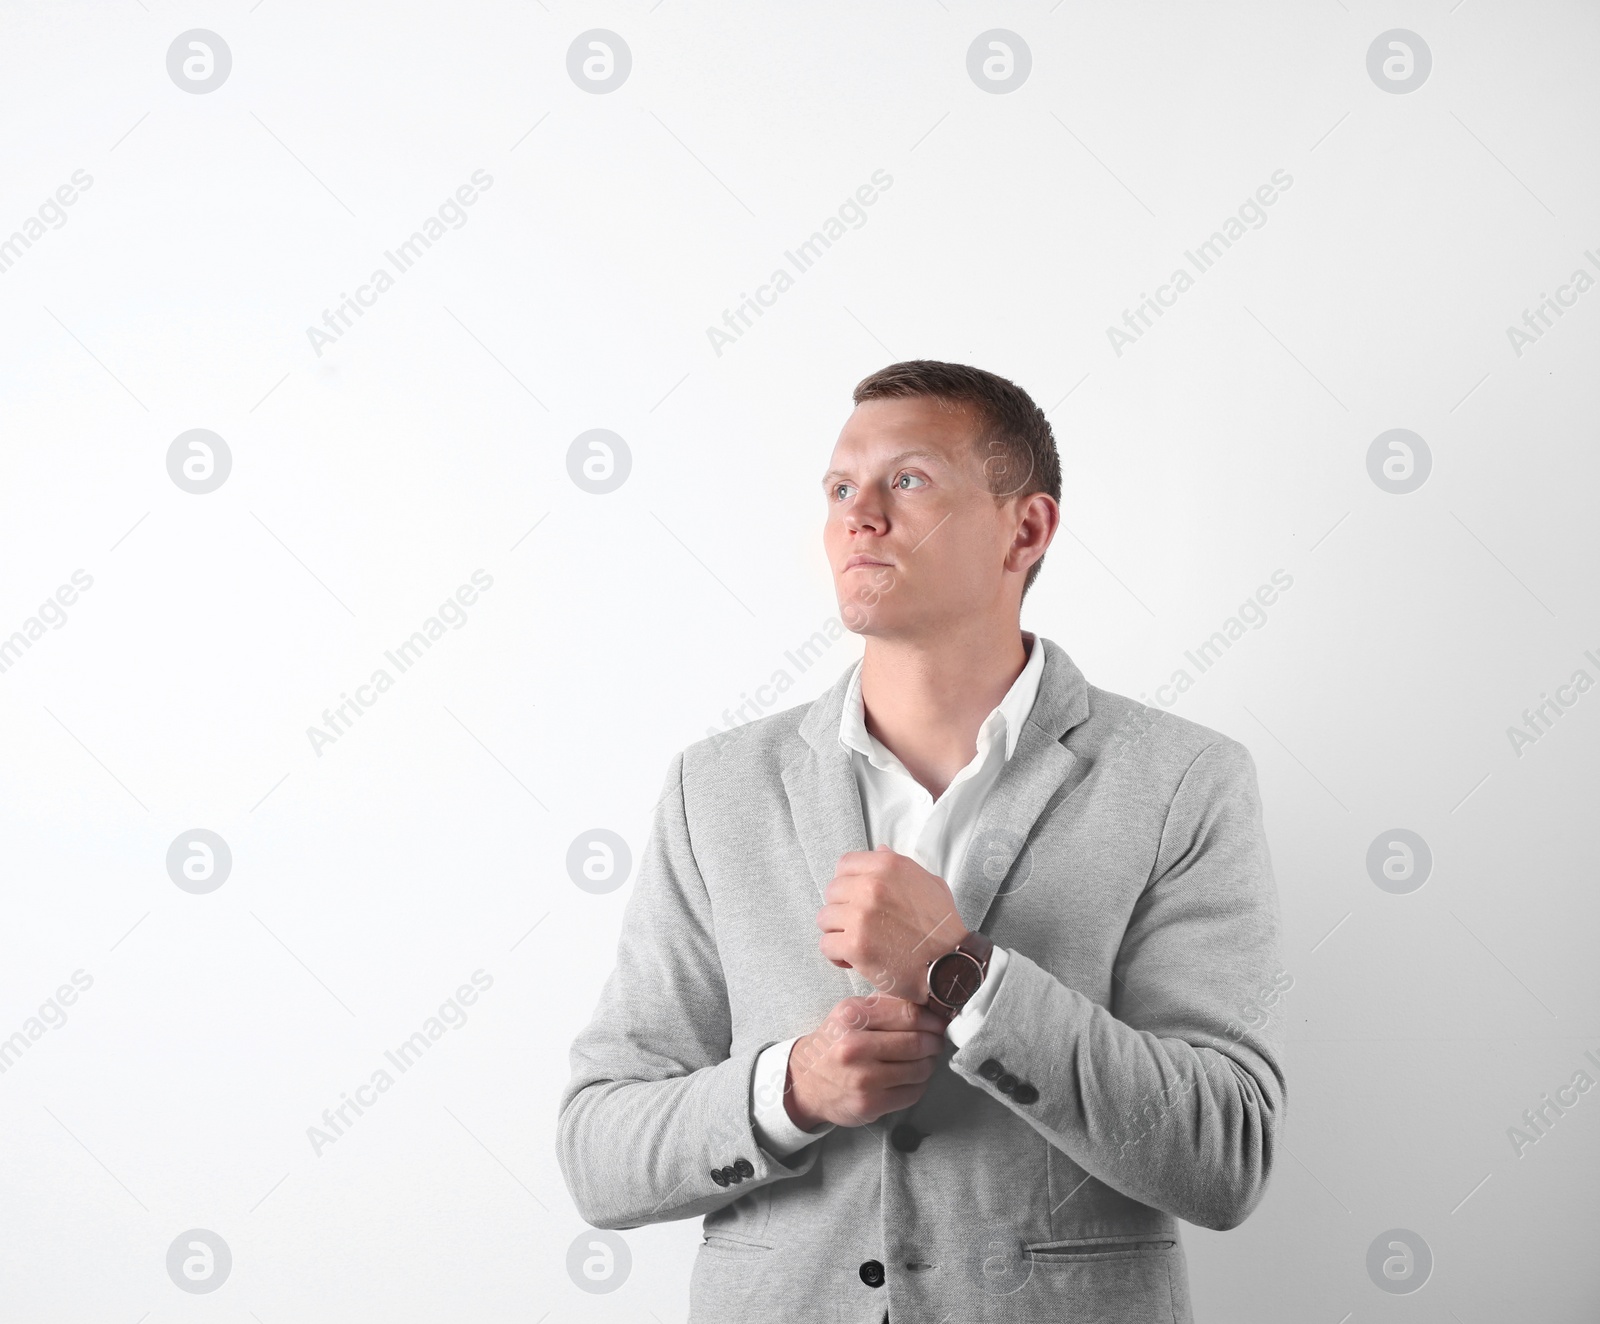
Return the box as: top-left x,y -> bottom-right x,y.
816,845 -> 967,1004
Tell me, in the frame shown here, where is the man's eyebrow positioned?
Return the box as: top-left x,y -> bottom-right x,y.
821,449 -> 947,483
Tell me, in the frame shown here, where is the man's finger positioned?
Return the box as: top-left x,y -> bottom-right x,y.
817,933 -> 857,969
814,902 -> 850,933
849,996 -> 944,1033
853,1028 -> 947,1061
833,849 -> 900,875
820,875 -> 866,908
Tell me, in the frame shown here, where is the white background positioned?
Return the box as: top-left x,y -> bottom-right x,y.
1,1 -> 1597,1320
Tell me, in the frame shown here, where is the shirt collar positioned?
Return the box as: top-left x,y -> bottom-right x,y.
838,630 -> 1046,768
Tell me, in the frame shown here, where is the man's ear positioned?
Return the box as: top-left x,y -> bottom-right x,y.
1007,492 -> 1059,573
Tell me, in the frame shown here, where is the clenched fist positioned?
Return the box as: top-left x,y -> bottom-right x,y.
783,994 -> 948,1131
816,844 -> 967,1002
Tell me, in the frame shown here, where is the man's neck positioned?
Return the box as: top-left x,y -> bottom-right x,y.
858,616 -> 1030,801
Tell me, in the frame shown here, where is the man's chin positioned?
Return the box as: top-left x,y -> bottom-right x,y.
839,603 -> 879,636
838,599 -> 912,638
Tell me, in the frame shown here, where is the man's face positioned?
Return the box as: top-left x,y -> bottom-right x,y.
822,396 -> 1020,638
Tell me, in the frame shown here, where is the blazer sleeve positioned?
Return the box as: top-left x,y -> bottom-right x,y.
556,749 -> 821,1230
947,736 -> 1289,1231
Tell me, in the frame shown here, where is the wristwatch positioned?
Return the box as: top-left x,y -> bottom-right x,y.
926,930 -> 995,1019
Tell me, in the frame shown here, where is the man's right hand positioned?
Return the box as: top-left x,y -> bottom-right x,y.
783,995 -> 947,1131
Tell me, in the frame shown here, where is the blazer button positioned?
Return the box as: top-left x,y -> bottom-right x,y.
724,1165 -> 743,1184
733,1157 -> 754,1178
978,1058 -> 1003,1080
859,1259 -> 886,1288
996,1073 -> 1018,1094
710,1168 -> 730,1186
1012,1082 -> 1039,1105
890,1123 -> 922,1152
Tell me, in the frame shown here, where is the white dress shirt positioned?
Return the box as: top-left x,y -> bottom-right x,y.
750,631 -> 1046,1158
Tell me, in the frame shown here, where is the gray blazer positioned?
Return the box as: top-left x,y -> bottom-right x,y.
558,639 -> 1287,1323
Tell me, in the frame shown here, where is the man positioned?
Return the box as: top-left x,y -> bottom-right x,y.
558,361 -> 1287,1322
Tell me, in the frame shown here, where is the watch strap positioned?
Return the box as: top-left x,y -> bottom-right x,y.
956,930 -> 994,972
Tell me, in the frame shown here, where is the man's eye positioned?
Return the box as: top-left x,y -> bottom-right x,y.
896,473 -> 926,490
833,483 -> 854,501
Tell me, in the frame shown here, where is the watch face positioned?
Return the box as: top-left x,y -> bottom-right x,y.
930,950 -> 984,1007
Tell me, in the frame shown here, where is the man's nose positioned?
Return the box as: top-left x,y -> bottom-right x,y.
844,486 -> 887,534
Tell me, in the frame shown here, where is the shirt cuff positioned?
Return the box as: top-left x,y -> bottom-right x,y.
750,1036 -> 836,1159
946,944 -> 1009,1049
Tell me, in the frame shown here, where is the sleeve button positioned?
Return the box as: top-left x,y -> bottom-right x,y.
996,1073 -> 1018,1094
710,1168 -> 730,1186
977,1058 -> 1003,1080
1012,1082 -> 1039,1104
733,1157 -> 754,1178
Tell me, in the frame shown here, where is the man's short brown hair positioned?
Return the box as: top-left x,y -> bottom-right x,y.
852,360 -> 1062,598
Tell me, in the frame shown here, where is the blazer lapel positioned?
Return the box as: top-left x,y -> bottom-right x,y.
781,637 -> 1093,993
783,663 -> 877,997
946,729 -> 1075,936
947,638 -> 1092,935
